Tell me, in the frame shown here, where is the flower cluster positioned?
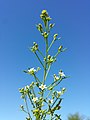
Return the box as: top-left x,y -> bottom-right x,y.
36,23 -> 43,33
31,42 -> 38,53
47,55 -> 56,64
40,10 -> 51,24
54,70 -> 66,81
42,32 -> 49,38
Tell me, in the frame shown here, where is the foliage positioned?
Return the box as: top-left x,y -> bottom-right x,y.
68,113 -> 84,120
67,113 -> 90,120
19,10 -> 68,120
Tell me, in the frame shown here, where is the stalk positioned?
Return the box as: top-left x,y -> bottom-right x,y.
47,39 -> 55,52
34,52 -> 45,69
24,96 -> 32,120
37,49 -> 45,58
28,92 -> 35,108
43,20 -> 49,84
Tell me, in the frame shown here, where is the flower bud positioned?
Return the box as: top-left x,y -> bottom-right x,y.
42,10 -> 47,14
40,10 -> 48,20
48,86 -> 53,90
20,105 -> 24,110
54,74 -> 56,77
21,95 -> 25,99
36,23 -> 43,33
43,57 -> 46,62
56,106 -> 61,110
53,34 -> 58,40
41,10 -> 48,17
46,16 -> 52,21
40,14 -> 44,19
42,32 -> 48,38
31,42 -> 38,53
47,55 -> 51,59
35,82 -> 39,87
62,88 -> 66,93
48,99 -> 53,104
19,88 -> 24,93
37,67 -> 41,71
49,23 -> 55,28
33,42 -> 36,45
58,45 -> 63,51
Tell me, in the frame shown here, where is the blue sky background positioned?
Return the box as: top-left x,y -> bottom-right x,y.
0,0 -> 90,120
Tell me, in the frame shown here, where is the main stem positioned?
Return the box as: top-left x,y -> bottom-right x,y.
43,38 -> 48,84
43,20 -> 49,84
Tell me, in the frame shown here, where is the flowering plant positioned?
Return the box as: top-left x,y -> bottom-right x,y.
19,10 -> 68,120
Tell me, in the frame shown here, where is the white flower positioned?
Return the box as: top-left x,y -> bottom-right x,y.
39,84 -> 47,90
28,68 -> 36,75
32,97 -> 38,102
59,71 -> 65,77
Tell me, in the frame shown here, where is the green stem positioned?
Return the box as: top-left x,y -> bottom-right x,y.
43,19 -> 49,84
50,114 -> 53,120
46,20 -> 48,32
28,92 -> 35,108
34,52 -> 44,69
50,80 -> 62,89
43,38 -> 48,84
54,51 -> 60,58
47,80 -> 59,89
54,77 -> 68,88
51,77 -> 68,88
34,74 -> 42,84
51,98 -> 58,109
46,88 -> 53,99
47,79 -> 62,92
24,97 -> 32,119
47,39 -> 55,52
22,109 -> 28,114
45,64 -> 51,80
37,49 -> 45,58
32,87 -> 36,97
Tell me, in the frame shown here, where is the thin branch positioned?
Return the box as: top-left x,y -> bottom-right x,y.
24,96 -> 32,119
35,52 -> 45,69
28,92 -> 35,108
47,39 -> 55,52
33,74 -> 42,84
37,49 -> 45,58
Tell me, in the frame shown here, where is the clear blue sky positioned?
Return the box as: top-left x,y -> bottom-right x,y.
0,0 -> 90,120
